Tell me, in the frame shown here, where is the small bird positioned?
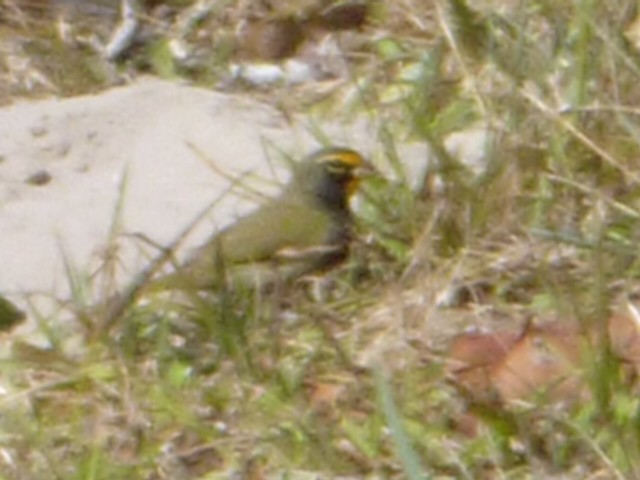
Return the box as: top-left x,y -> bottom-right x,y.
161,146 -> 371,291
97,146 -> 371,329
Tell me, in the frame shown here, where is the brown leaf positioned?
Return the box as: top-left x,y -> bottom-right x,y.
608,313 -> 640,366
447,329 -> 520,392
490,323 -> 584,403
308,381 -> 343,408
315,1 -> 369,31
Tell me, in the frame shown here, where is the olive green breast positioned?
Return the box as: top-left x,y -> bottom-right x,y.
167,192 -> 352,290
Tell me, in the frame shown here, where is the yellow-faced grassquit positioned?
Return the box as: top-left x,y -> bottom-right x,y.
160,146 -> 371,291
97,146 -> 372,328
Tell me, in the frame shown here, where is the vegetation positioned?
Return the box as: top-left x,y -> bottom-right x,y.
3,0 -> 640,478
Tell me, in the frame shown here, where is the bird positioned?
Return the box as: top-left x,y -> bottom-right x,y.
96,146 -> 372,330
160,146 -> 372,291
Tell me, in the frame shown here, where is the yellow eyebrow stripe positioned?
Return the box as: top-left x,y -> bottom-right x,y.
325,151 -> 364,167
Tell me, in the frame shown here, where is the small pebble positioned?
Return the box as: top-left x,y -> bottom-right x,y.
30,125 -> 48,137
25,170 -> 53,186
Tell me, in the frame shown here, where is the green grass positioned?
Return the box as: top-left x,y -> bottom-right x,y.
4,0 -> 640,478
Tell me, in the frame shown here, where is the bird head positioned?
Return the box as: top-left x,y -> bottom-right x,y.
292,147 -> 373,212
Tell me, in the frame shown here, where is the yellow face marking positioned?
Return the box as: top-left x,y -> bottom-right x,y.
333,151 -> 365,167
346,178 -> 360,198
313,148 -> 370,198
317,150 -> 365,168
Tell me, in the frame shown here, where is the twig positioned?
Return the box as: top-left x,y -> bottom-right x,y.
104,0 -> 140,61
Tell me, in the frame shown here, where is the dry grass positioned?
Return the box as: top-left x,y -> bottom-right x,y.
3,0 -> 640,478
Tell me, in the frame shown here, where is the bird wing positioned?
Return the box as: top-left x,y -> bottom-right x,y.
221,201 -> 336,261
178,198 -> 343,288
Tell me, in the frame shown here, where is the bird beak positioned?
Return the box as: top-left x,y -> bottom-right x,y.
353,161 -> 378,179
348,161 -> 378,197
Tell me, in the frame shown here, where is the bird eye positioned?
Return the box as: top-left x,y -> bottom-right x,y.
324,160 -> 352,177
